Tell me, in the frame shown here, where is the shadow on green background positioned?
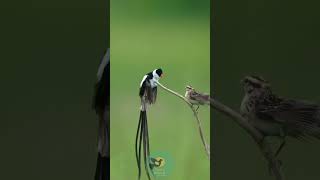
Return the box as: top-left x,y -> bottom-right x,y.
110,0 -> 210,179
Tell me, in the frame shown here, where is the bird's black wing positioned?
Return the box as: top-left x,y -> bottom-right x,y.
94,49 -> 110,180
94,49 -> 110,114
140,78 -> 157,104
256,98 -> 320,139
145,82 -> 156,104
151,87 -> 157,104
139,80 -> 147,98
93,50 -> 110,156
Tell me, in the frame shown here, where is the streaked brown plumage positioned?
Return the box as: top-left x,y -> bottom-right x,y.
185,85 -> 210,107
240,75 -> 320,156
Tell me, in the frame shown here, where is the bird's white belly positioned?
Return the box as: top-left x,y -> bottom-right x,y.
150,79 -> 157,88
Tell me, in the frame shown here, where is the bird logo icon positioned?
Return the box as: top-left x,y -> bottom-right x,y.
150,157 -> 166,168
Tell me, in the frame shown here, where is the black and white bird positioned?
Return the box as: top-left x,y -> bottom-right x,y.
93,48 -> 110,180
135,68 -> 163,180
240,75 -> 320,156
139,69 -> 163,105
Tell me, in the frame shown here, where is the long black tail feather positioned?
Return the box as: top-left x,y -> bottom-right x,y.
142,112 -> 152,180
135,111 -> 143,179
144,113 -> 152,172
94,153 -> 109,180
135,111 -> 152,180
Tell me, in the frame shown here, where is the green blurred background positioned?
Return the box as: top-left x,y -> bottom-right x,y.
0,1 -> 108,179
110,0 -> 210,179
213,0 -> 320,179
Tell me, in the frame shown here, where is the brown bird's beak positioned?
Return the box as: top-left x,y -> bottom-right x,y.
161,73 -> 164,78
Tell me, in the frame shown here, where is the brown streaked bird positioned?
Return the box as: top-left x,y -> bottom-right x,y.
185,85 -> 210,110
240,75 -> 320,156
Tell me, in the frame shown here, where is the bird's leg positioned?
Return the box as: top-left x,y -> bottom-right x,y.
274,129 -> 286,157
260,136 -> 283,175
192,105 -> 200,112
268,159 -> 283,176
267,136 -> 285,175
275,138 -> 286,157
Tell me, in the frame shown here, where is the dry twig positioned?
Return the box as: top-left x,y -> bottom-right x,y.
211,98 -> 284,180
156,82 -> 210,159
157,81 -> 284,180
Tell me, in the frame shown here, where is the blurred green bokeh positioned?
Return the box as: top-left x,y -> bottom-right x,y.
110,1 -> 210,179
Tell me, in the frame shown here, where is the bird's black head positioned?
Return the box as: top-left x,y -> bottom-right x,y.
155,68 -> 163,77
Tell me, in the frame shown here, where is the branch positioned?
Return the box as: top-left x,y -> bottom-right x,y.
210,99 -> 263,142
156,82 -> 210,159
210,98 -> 284,180
156,82 -> 284,180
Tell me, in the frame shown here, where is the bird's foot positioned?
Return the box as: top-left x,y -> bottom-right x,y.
268,160 -> 282,175
274,140 -> 286,157
191,105 -> 200,113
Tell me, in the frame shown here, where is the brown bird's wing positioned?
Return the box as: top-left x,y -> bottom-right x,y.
256,99 -> 320,139
189,91 -> 210,105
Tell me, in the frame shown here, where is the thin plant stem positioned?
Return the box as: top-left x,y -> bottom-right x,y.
156,81 -> 210,159
210,98 -> 284,180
